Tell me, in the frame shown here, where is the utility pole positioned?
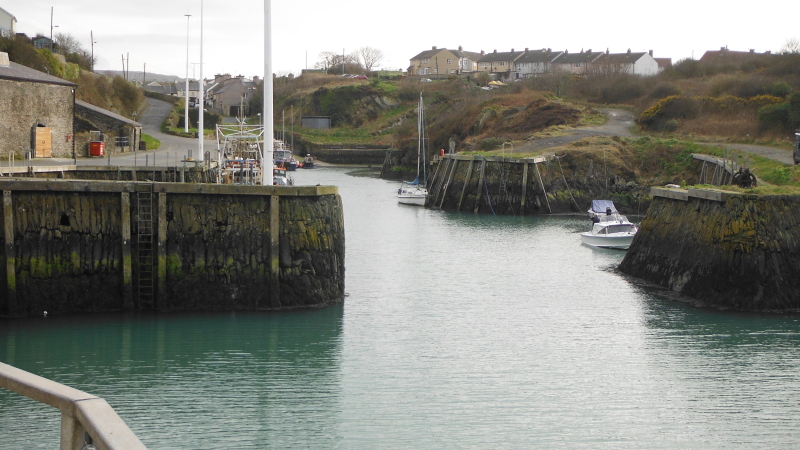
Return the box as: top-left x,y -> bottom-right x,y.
198,0 -> 205,161
143,63 -> 146,85
121,54 -> 125,79
49,7 -> 58,52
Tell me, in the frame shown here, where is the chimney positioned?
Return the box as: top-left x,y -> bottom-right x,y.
750,49 -> 755,53
493,49 -> 497,53
253,75 -> 260,83
432,46 -> 437,50
587,49 -> 591,53
511,48 -> 514,52
480,50 -> 485,55
649,50 -> 653,56
458,45 -> 463,51
606,48 -> 609,55
0,52 -> 9,67
525,48 -> 528,52
627,48 -> 631,54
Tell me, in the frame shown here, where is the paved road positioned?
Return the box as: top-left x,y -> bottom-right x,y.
21,97 -> 216,168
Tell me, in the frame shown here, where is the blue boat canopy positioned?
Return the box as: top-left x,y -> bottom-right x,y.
590,200 -> 618,214
403,177 -> 421,186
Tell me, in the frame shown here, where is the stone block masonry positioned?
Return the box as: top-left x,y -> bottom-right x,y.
0,179 -> 344,317
619,188 -> 800,311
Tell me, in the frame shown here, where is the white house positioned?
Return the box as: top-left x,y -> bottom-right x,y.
596,50 -> 660,76
0,6 -> 17,38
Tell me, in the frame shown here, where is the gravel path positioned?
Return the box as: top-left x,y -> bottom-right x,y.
511,109 -> 795,165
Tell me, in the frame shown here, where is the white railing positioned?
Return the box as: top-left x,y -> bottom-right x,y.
0,362 -> 146,450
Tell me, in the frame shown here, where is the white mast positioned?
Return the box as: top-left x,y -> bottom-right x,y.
197,0 -> 204,161
262,0 -> 273,185
184,14 -> 191,133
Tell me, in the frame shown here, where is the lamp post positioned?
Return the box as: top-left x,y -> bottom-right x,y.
90,30 -> 96,71
49,7 -> 58,52
184,14 -> 191,133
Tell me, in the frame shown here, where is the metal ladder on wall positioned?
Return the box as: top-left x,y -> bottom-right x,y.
136,184 -> 155,306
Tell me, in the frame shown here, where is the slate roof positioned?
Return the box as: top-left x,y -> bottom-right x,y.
515,49 -> 563,64
410,48 -> 448,60
76,99 -> 142,127
478,50 -> 525,63
0,59 -> 76,87
552,50 -> 604,64
600,51 -> 648,64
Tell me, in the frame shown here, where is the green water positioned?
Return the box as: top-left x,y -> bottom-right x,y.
2,167 -> 800,448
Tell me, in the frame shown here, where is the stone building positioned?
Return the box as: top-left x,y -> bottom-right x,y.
205,74 -> 259,117
0,52 -> 76,159
75,100 -> 142,156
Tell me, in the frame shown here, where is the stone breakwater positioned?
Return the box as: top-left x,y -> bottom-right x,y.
619,188 -> 800,311
0,179 -> 345,317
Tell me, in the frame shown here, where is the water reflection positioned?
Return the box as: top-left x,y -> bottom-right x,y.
1,306 -> 344,448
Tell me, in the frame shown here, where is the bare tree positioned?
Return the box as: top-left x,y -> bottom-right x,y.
54,32 -> 82,55
358,46 -> 383,74
315,51 -> 340,71
781,37 -> 800,54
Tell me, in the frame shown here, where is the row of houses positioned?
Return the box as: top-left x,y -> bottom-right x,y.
409,46 -> 671,79
145,73 -> 260,117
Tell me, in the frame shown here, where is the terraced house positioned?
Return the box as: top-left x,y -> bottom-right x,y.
409,46 -> 483,76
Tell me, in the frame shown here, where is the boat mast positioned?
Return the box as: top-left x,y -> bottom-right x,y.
417,93 -> 423,181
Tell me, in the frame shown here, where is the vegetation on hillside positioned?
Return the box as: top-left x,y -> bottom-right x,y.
0,35 -> 146,118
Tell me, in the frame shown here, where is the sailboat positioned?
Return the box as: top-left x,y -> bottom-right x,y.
397,93 -> 429,206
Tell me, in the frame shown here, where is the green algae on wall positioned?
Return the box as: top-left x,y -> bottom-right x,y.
619,188 -> 800,311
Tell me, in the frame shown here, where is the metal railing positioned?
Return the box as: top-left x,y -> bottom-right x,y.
0,362 -> 146,450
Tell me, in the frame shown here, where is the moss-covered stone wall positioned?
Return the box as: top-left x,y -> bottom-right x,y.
0,180 -> 344,317
619,188 -> 800,311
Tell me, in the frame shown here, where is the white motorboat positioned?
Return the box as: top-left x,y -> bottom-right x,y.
397,93 -> 428,206
580,200 -> 638,249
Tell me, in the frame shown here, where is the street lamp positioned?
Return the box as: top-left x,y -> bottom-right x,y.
184,13 -> 191,133
49,7 -> 58,52
90,30 -> 97,71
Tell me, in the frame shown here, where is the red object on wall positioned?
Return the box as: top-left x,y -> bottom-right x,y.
89,141 -> 104,157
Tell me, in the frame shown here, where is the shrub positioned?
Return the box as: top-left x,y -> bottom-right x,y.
672,58 -> 703,78
664,119 -> 679,131
477,137 -> 503,150
648,83 -> 682,100
758,103 -> 790,131
638,96 -> 699,128
772,82 -> 793,98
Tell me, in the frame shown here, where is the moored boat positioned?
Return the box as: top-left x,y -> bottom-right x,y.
397,93 -> 429,206
300,154 -> 317,169
580,200 -> 638,249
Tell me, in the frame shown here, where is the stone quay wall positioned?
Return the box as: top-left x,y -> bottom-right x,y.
619,188 -> 800,311
0,179 -> 344,317
426,155 -> 649,215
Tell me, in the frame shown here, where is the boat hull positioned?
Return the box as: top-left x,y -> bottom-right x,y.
397,194 -> 427,206
580,232 -> 635,250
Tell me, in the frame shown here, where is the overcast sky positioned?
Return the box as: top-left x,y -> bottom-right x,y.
8,1 -> 797,81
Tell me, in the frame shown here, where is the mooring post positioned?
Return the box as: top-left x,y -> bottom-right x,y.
269,194 -> 280,306
120,192 -> 133,309
157,191 -> 167,307
520,162 -> 529,215
2,190 -> 16,311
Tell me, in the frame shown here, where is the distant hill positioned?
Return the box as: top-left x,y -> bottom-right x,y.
99,70 -> 192,84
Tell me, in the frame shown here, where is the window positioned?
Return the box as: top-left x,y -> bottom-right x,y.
499,62 -> 504,66
447,59 -> 452,64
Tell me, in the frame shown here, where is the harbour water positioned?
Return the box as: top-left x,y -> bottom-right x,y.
2,167 -> 800,448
